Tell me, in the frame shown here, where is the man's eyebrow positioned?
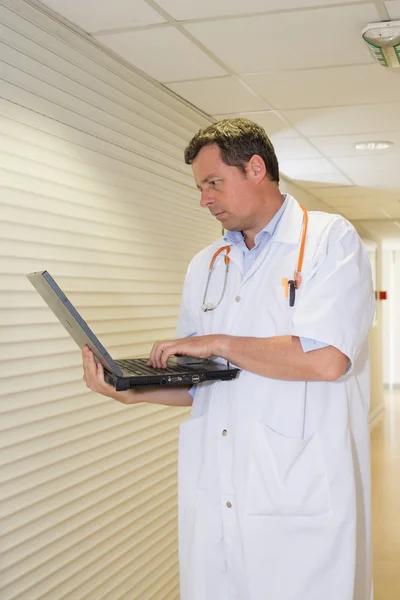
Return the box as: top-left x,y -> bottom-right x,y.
200,174 -> 220,185
196,174 -> 221,190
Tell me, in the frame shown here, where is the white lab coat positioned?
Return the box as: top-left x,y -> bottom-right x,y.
176,195 -> 375,600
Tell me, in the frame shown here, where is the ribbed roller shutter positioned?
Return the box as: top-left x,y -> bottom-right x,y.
0,1 -> 219,598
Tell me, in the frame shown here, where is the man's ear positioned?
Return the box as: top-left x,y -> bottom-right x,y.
248,155 -> 267,182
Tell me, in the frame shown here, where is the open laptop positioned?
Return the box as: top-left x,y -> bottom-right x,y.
26,271 -> 240,391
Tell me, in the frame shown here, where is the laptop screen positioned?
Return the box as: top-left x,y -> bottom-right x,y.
26,270 -> 123,376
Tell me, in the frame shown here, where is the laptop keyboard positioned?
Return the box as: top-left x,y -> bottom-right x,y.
116,358 -> 191,376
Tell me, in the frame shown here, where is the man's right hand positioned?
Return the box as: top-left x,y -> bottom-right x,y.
81,345 -> 194,408
81,346 -> 138,404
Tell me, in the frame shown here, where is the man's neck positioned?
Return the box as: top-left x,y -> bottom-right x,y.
242,193 -> 285,250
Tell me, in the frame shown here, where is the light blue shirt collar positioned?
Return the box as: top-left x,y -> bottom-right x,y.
223,194 -> 288,251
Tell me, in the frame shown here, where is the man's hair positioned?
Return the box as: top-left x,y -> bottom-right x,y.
184,117 -> 279,184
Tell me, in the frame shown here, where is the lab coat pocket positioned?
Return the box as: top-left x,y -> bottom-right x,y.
247,422 -> 332,518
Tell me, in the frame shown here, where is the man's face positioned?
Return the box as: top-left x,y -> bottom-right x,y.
192,144 -> 262,232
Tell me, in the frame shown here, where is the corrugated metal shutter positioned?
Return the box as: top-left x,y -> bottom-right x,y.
0,1 -> 219,598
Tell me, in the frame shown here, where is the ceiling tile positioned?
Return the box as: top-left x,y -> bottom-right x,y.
323,198 -> 398,213
184,4 -> 379,73
39,0 -> 166,32
214,111 -> 301,139
340,207 -> 393,220
313,187 -> 360,199
319,196 -> 377,209
331,153 -> 400,188
292,173 -> 353,187
243,65 -> 400,110
385,1 -> 400,19
155,0 -> 355,20
95,28 -> 226,82
281,103 -> 400,136
312,186 -> 400,200
273,138 -> 323,160
280,157 -> 344,177
166,77 -> 270,114
309,131 -> 400,158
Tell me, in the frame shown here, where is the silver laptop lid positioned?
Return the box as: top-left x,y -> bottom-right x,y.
26,271 -> 123,376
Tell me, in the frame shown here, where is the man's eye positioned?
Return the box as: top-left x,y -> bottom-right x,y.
210,180 -> 218,187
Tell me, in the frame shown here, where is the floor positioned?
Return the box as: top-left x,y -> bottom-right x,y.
371,388 -> 400,599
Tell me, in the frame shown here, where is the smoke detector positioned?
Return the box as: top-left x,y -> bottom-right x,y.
362,21 -> 400,67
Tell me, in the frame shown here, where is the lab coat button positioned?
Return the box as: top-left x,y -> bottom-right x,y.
226,501 -> 232,508
222,429 -> 228,436
235,296 -> 241,302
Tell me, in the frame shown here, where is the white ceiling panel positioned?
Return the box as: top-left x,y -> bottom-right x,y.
273,138 -> 323,160
38,0 -> 166,32
233,112 -> 301,139
312,186 -> 362,199
319,196 -> 382,209
293,172 -> 354,187
343,207 -> 400,221
314,185 -> 400,204
94,28 -> 226,82
279,157 -> 344,178
166,77 -> 270,114
184,4 -> 379,73
215,111 -> 301,139
154,0 -> 355,20
322,198 -> 400,215
340,207 -> 396,220
332,153 -> 400,187
385,1 -> 400,19
312,186 -> 400,200
309,131 -> 400,158
281,103 -> 400,136
243,65 -> 400,110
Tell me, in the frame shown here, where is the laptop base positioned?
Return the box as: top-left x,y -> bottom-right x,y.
106,359 -> 238,391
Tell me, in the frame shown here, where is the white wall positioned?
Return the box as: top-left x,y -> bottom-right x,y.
0,1 -> 219,599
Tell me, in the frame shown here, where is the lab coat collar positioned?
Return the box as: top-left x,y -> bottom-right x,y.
272,195 -> 305,246
211,195 -> 305,272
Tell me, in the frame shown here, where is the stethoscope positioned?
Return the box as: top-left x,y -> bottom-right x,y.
201,204 -> 308,312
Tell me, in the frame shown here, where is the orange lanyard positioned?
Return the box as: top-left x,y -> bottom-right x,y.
203,205 -> 308,311
294,204 -> 308,289
282,204 -> 308,306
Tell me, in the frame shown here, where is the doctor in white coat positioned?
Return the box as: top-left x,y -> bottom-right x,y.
82,118 -> 375,600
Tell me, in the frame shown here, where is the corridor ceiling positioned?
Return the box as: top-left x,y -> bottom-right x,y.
38,0 -> 400,241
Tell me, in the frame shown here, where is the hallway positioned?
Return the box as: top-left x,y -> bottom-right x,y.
371,389 -> 400,599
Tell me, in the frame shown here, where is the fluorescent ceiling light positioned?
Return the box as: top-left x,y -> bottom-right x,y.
354,141 -> 393,150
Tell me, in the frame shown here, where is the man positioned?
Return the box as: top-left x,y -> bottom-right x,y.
83,118 -> 375,600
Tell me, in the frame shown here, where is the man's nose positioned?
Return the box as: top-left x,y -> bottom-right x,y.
200,189 -> 214,208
